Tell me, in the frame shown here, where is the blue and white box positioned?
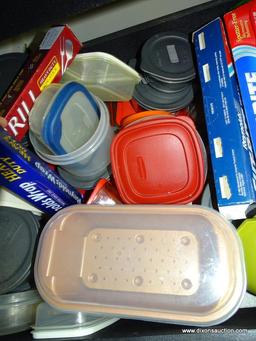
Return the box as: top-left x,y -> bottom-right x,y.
0,129 -> 83,215
193,18 -> 256,220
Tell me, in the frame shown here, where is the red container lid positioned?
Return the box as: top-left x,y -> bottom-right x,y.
111,116 -> 206,204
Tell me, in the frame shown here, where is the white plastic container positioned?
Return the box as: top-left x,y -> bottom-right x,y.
29,82 -> 99,154
31,302 -> 118,339
34,205 -> 246,327
61,52 -> 141,101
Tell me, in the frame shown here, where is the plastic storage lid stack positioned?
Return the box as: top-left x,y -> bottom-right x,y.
133,81 -> 194,111
140,32 -> 196,82
61,52 -> 141,101
111,116 -> 206,204
0,207 -> 40,295
0,290 -> 42,336
32,302 -> 119,339
34,205 -> 246,327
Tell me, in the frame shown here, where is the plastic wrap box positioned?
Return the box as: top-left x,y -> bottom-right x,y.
0,129 -> 82,215
193,17 -> 256,220
224,0 -> 256,160
0,25 -> 82,141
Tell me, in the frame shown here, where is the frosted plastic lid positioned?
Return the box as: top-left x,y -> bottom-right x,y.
62,52 -> 141,101
34,205 -> 246,327
111,117 -> 206,204
140,32 -> 196,82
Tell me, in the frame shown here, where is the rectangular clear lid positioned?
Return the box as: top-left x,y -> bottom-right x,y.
34,205 -> 246,326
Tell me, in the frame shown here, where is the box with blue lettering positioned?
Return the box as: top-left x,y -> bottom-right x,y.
193,17 -> 256,220
0,129 -> 83,215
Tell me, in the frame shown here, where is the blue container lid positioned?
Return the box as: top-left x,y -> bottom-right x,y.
42,82 -> 100,155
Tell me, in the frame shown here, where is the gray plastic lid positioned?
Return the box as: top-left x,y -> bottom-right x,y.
133,81 -> 193,111
143,73 -> 192,93
140,32 -> 196,82
0,207 -> 40,294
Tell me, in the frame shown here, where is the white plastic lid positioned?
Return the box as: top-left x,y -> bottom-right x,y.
31,302 -> 118,339
34,205 -> 246,327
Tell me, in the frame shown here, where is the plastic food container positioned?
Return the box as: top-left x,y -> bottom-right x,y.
61,52 -> 141,101
32,302 -> 118,339
237,219 -> 256,295
140,32 -> 196,83
87,178 -> 122,205
111,116 -> 207,204
34,205 -> 246,327
29,82 -> 100,154
29,96 -> 114,189
0,290 -> 42,336
0,207 -> 40,294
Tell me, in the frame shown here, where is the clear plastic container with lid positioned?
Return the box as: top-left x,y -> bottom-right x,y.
61,52 -> 141,101
34,205 -> 246,327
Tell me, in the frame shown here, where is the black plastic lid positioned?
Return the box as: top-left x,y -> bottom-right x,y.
133,81 -> 194,111
0,207 -> 40,295
0,52 -> 28,99
140,32 -> 195,82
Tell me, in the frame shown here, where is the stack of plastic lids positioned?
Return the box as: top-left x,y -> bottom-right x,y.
29,81 -> 114,189
61,52 -> 141,101
130,32 -> 195,111
32,302 -> 118,339
111,116 -> 207,204
34,205 -> 246,327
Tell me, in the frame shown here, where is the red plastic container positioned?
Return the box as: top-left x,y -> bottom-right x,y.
87,178 -> 122,205
111,116 -> 206,204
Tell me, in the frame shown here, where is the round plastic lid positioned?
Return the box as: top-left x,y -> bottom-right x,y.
143,73 -> 191,93
111,117 -> 206,204
140,32 -> 195,82
133,81 -> 193,112
121,110 -> 172,127
0,207 -> 40,295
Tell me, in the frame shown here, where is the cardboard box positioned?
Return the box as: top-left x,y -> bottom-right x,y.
193,17 -> 256,220
224,0 -> 256,159
0,25 -> 82,141
0,129 -> 83,215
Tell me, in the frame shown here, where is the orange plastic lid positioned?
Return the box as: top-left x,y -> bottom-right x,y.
121,110 -> 172,127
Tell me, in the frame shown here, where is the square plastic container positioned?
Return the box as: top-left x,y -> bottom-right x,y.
34,205 -> 246,327
61,52 -> 141,101
111,116 -> 207,204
